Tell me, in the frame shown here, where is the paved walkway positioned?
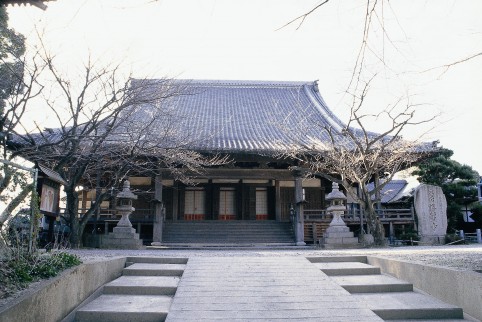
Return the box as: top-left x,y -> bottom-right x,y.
166,256 -> 382,322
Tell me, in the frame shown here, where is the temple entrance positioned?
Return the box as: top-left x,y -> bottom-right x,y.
256,188 -> 268,220
219,188 -> 236,220
177,185 -> 276,221
184,188 -> 206,220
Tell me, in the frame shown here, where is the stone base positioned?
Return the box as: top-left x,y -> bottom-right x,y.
324,236 -> 359,244
320,222 -> 360,248
325,231 -> 355,238
320,242 -> 364,249
419,235 -> 445,245
101,226 -> 145,249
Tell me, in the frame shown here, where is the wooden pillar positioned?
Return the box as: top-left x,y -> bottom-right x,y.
248,186 -> 256,220
236,181 -> 243,220
152,175 -> 163,244
205,180 -> 213,220
275,180 -> 281,222
294,169 -> 306,246
172,182 -> 179,221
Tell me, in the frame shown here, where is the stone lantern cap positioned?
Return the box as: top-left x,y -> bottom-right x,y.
116,180 -> 138,200
326,182 -> 347,201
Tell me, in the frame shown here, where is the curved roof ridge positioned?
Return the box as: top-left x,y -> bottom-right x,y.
302,84 -> 346,133
172,79 -> 313,88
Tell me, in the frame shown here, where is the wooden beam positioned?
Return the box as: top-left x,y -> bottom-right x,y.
159,168 -> 294,180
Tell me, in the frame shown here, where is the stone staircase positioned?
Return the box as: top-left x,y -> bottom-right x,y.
75,257 -> 187,322
162,220 -> 294,245
307,256 -> 469,321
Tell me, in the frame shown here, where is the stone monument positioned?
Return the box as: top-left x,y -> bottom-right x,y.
321,182 -> 359,249
101,180 -> 144,249
414,184 -> 448,244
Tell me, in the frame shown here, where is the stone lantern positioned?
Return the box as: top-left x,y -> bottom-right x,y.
321,182 -> 359,248
326,181 -> 347,225
115,180 -> 137,228
101,180 -> 144,249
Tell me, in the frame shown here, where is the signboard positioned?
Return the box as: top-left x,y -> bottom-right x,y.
40,184 -> 58,213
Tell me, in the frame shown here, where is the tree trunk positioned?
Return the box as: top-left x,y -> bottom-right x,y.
65,186 -> 81,248
0,184 -> 32,228
361,187 -> 385,245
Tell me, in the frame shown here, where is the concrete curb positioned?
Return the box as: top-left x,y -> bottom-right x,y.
0,257 -> 126,322
367,255 -> 482,321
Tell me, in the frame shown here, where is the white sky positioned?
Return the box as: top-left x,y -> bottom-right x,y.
7,0 -> 482,174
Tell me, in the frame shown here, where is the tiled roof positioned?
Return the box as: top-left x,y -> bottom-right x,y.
367,180 -> 409,203
127,79 -> 349,154
15,79 -> 431,156
1,1 -> 51,10
38,164 -> 66,185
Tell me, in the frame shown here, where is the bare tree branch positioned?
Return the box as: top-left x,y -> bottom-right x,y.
421,52 -> 482,77
278,81 -> 438,245
276,0 -> 331,31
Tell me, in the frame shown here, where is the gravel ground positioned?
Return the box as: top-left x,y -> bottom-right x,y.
67,244 -> 482,272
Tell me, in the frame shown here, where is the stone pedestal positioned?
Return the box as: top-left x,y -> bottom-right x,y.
321,216 -> 360,249
101,226 -> 144,249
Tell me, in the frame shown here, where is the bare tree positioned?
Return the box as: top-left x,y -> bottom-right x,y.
11,52 -> 226,247
282,79 -> 437,245
280,1 -> 481,83
0,8 -> 45,230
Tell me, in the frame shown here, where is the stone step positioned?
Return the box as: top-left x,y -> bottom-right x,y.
164,225 -> 291,229
390,319 -> 469,322
163,237 -> 295,243
75,294 -> 172,322
165,221 -> 290,225
75,257 -> 187,322
163,230 -> 292,234
163,233 -> 293,237
126,257 -> 189,264
312,262 -> 381,275
352,292 -> 464,320
331,274 -> 413,293
103,276 -> 180,295
155,243 -> 297,249
123,263 -> 186,276
163,221 -> 294,244
163,235 -> 295,239
164,227 -> 292,232
311,257 -> 469,321
164,224 -> 291,228
307,256 -> 368,263
163,228 -> 293,233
